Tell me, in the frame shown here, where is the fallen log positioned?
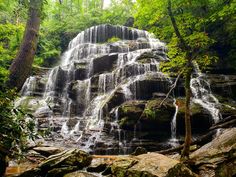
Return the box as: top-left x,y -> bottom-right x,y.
156,130 -> 217,155
210,116 -> 236,130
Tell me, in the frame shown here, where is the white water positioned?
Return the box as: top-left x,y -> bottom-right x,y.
18,25 -> 170,152
191,62 -> 221,123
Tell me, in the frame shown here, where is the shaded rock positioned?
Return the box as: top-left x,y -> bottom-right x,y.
131,147 -> 147,156
136,50 -> 166,62
131,78 -> 170,100
47,166 -> 78,177
74,62 -> 88,80
207,74 -> 236,100
118,99 -> 175,131
105,88 -> 125,113
166,163 -> 198,177
33,146 -> 62,157
92,54 -> 118,75
176,98 -> 212,134
86,158 -> 110,173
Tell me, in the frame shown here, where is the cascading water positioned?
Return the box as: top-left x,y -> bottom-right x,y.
191,62 -> 221,123
17,24 -> 173,154
16,24 -> 226,154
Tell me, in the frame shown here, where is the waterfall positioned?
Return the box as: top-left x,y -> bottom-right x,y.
17,24 -> 169,153
191,62 -> 221,123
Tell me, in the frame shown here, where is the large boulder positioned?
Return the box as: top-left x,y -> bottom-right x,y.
18,149 -> 92,177
111,153 -> 197,177
190,128 -> 236,177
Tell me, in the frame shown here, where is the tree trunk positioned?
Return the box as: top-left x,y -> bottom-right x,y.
0,154 -> 7,177
181,66 -> 192,158
8,0 -> 43,90
167,0 -> 192,159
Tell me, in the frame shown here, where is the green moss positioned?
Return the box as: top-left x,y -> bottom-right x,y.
143,108 -> 156,119
119,117 -> 138,128
107,36 -> 121,43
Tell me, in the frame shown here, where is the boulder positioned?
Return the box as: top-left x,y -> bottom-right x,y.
39,149 -> 92,171
111,153 -> 197,177
118,99 -> 175,131
33,146 -> 63,157
18,149 -> 92,177
190,128 -> 236,177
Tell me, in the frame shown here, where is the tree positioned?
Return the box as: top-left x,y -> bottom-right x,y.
167,0 -> 192,158
135,0 -> 220,159
8,0 -> 43,90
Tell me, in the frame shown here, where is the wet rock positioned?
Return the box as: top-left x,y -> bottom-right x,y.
176,98 -> 212,134
131,79 -> 170,100
74,63 -> 88,80
92,54 -> 118,75
33,146 -> 62,157
118,99 -> 175,131
105,89 -> 126,113
136,51 -> 166,62
207,74 -> 236,100
47,166 -> 79,177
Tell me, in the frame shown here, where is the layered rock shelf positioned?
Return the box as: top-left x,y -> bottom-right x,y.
16,24 -> 236,155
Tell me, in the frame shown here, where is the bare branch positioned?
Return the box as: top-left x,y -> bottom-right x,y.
158,72 -> 183,108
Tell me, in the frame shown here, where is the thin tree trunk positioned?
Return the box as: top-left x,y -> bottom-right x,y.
167,0 -> 192,159
8,0 -> 43,90
181,66 -> 192,158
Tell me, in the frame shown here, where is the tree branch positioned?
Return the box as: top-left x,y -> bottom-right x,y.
159,71 -> 182,108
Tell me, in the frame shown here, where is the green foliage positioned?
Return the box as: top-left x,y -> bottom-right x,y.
0,89 -> 36,157
135,0 -> 235,71
0,23 -> 24,83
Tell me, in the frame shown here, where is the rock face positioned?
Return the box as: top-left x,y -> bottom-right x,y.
16,24 -> 236,154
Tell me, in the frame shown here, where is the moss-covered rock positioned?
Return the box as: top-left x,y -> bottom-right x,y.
110,153 -> 196,177
39,149 -> 92,172
166,163 -> 198,177
18,149 -> 92,177
176,98 -> 212,134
